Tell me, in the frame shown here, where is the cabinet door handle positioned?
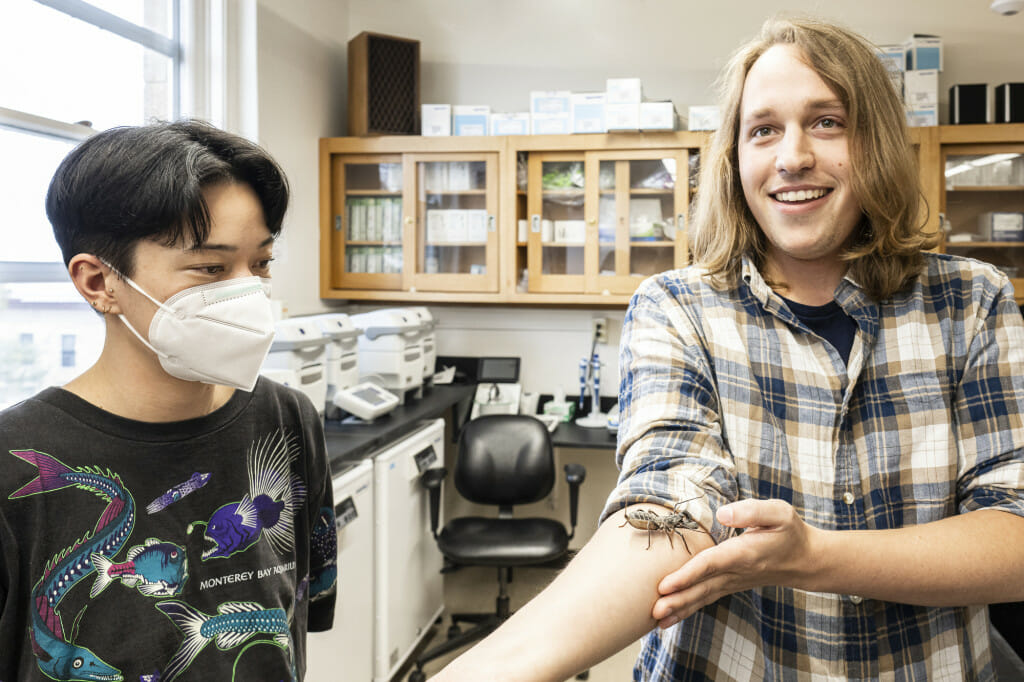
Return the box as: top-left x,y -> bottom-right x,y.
488,214 -> 496,232
531,215 -> 541,233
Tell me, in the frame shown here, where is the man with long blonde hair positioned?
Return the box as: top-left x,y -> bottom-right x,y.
433,17 -> 1024,681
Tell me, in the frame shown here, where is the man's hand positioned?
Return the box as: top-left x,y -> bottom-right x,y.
651,498 -> 819,628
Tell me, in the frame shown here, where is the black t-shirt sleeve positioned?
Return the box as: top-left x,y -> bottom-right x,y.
0,504 -> 21,682
301,397 -> 337,633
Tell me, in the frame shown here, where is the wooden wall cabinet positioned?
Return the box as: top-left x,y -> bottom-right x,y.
320,137 -> 503,303
320,125 -> 1024,306
518,147 -> 692,297
936,124 -> 1024,296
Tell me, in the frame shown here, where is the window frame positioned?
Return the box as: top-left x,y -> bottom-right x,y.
0,0 -> 261,285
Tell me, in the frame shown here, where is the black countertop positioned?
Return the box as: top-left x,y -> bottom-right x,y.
551,422 -> 617,450
324,384 -> 474,472
323,383 -> 617,476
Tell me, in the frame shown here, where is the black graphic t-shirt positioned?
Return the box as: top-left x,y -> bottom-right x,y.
0,377 -> 337,682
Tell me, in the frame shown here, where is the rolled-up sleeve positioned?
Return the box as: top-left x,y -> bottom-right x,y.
601,276 -> 738,544
956,278 -> 1024,518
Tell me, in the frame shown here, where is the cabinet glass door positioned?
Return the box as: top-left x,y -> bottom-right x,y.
527,154 -> 587,292
588,151 -> 690,294
409,154 -> 499,292
942,145 -> 1024,285
330,155 -> 404,290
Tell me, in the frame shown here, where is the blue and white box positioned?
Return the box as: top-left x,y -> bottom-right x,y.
571,93 -> 606,133
530,90 -> 572,117
904,69 -> 939,107
421,104 -> 451,136
877,44 -> 906,96
605,102 -> 640,132
904,34 -> 942,71
531,112 -> 572,135
453,105 -> 490,136
877,44 -> 906,74
981,212 -> 1024,241
640,101 -> 678,131
906,104 -> 938,127
606,78 -> 643,104
688,105 -> 721,131
490,112 -> 530,136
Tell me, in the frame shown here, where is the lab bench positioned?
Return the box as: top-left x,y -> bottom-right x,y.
323,383 -> 616,470
323,383 -> 474,471
551,421 -> 616,450
317,384 -> 616,681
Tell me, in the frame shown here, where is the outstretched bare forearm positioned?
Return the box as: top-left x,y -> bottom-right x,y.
430,506 -> 715,682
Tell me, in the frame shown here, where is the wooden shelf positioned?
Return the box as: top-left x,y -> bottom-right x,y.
424,242 -> 487,247
345,240 -> 403,246
945,240 -> 1024,248
598,188 -> 675,196
422,189 -> 487,195
596,240 -> 676,247
541,188 -> 585,195
947,185 -> 1024,192
345,189 -> 402,196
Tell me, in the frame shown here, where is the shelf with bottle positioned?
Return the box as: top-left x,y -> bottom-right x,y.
344,195 -> 403,243
422,189 -> 487,196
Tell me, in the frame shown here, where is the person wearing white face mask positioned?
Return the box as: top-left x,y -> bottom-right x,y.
0,121 -> 336,682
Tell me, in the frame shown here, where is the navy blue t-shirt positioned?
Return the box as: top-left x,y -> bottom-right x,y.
781,296 -> 857,366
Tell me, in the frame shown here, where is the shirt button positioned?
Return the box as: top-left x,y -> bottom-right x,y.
850,595 -> 863,604
842,492 -> 855,505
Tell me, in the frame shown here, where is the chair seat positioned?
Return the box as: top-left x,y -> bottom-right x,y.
438,517 -> 569,567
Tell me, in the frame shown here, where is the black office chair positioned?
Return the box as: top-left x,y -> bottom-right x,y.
407,414 -> 588,681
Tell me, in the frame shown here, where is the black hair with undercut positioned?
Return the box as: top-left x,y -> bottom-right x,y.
46,119 -> 289,277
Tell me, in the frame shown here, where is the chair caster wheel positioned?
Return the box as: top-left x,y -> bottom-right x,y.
447,624 -> 462,639
409,669 -> 427,682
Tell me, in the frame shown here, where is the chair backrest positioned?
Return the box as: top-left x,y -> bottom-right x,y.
454,414 -> 555,507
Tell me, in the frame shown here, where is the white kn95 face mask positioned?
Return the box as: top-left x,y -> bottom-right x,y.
110,270 -> 276,392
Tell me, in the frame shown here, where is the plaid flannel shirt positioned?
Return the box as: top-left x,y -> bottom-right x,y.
602,252 -> 1024,681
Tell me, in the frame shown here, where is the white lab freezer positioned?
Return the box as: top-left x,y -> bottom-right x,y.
307,458 -> 375,681
373,419 -> 445,681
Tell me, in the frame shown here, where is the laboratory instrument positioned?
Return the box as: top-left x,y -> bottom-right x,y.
469,356 -> 523,420
262,318 -> 328,415
304,313 -> 362,418
404,307 -> 438,384
373,419 -> 445,681
576,353 -> 606,428
350,308 -> 428,402
332,381 -> 401,422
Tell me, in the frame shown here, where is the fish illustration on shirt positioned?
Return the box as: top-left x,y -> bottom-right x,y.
155,600 -> 296,682
146,472 -> 211,514
308,507 -> 337,602
90,538 -> 188,598
190,431 -> 306,561
8,449 -> 132,682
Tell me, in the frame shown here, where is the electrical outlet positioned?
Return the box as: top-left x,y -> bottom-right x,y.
591,317 -> 608,344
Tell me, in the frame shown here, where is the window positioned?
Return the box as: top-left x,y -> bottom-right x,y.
61,334 -> 76,368
0,0 -> 182,409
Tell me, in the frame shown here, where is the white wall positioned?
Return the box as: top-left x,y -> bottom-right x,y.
256,0 -> 1024,402
256,0 -> 349,317
348,0 -> 1024,120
